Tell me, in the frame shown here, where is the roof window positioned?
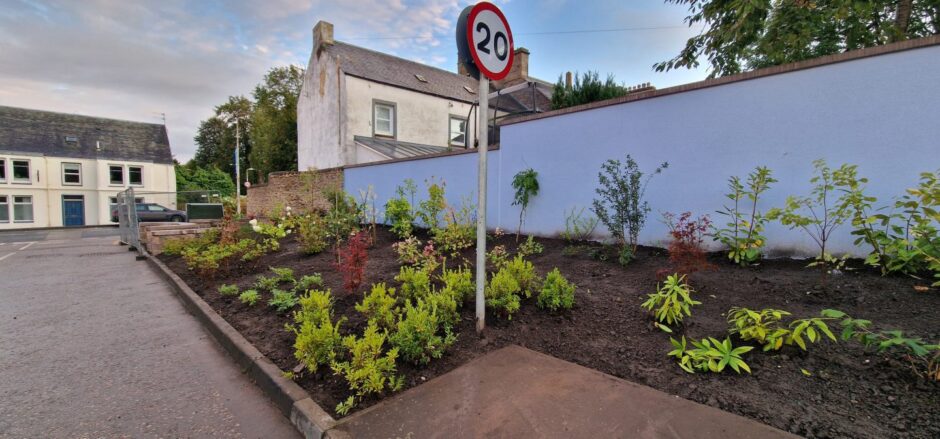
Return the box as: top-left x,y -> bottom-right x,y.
463,85 -> 476,94
414,74 -> 428,83
65,135 -> 78,143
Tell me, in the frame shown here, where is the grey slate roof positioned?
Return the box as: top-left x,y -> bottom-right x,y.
0,106 -> 173,164
354,135 -> 454,159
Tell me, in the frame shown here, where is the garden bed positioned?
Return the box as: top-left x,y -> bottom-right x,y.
159,226 -> 939,439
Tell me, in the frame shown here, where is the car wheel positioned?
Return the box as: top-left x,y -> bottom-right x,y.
170,215 -> 183,222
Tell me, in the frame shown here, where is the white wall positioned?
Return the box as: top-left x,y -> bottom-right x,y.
345,43 -> 940,257
298,49 -> 344,170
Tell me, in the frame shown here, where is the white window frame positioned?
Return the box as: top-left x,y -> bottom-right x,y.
13,195 -> 33,223
0,195 -> 9,223
372,101 -> 396,138
109,164 -> 124,186
62,162 -> 82,186
11,159 -> 30,184
0,159 -> 6,183
128,165 -> 143,186
449,115 -> 468,147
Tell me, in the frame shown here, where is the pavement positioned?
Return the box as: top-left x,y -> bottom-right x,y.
330,345 -> 797,439
0,227 -> 299,438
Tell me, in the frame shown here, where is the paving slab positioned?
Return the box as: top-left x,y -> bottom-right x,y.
329,345 -> 796,439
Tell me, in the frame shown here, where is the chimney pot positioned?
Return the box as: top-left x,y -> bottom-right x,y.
313,21 -> 334,54
565,71 -> 573,89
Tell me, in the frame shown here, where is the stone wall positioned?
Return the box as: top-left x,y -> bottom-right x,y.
246,168 -> 344,217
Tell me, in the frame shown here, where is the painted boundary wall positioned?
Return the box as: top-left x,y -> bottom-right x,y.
344,38 -> 940,257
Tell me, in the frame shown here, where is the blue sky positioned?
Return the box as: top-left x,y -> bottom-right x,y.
0,0 -> 707,162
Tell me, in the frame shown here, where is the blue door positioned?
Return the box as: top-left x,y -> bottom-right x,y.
62,196 -> 85,226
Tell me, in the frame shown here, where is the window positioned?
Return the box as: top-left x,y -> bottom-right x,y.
373,102 -> 396,137
449,116 -> 467,147
12,160 -> 30,183
0,159 -> 5,183
148,204 -> 165,212
13,195 -> 33,222
128,166 -> 143,185
109,165 -> 124,185
0,196 -> 8,222
62,163 -> 82,185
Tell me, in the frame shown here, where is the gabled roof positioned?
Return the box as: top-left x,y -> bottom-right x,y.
354,135 -> 454,159
0,106 -> 173,164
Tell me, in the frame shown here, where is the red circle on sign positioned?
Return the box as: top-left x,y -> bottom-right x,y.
466,2 -> 514,81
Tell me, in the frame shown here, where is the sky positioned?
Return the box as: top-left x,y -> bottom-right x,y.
0,0 -> 708,163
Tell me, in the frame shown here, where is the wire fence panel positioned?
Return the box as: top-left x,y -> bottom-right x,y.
116,188 -> 143,256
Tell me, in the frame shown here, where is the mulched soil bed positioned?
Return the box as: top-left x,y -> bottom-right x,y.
159,226 -> 939,439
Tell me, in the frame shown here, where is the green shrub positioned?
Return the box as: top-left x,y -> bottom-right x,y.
389,299 -> 456,366
239,289 -> 260,306
254,275 -> 281,292
517,236 -> 544,258
395,266 -> 431,302
485,268 -> 522,319
385,179 -> 417,238
426,288 -> 460,328
417,178 -> 447,231
270,266 -> 295,284
432,198 -> 476,257
164,229 -> 220,256
323,188 -> 361,249
641,274 -> 700,330
392,236 -> 422,265
440,267 -> 474,303
486,245 -> 510,268
727,307 -> 837,351
269,289 -> 298,313
668,336 -> 753,374
824,309 -> 940,379
561,207 -> 598,242
293,289 -> 335,325
503,256 -> 540,298
331,323 -> 404,415
297,214 -> 329,255
292,289 -> 343,375
592,155 -> 668,258
295,274 -> 324,293
712,166 -> 776,265
218,283 -> 239,297
355,283 -> 398,330
537,268 -> 576,311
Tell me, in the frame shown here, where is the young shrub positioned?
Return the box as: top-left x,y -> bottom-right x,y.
432,197 -> 476,257
392,236 -> 423,266
334,231 -> 369,293
355,283 -> 398,330
239,289 -> 260,306
727,307 -> 838,351
384,179 -> 417,238
641,274 -> 700,331
357,185 -> 379,243
712,166 -> 776,265
293,289 -> 335,325
270,266 -> 295,284
268,289 -> 298,313
296,214 -> 329,255
592,155 -> 668,262
767,159 -> 851,268
561,207 -> 599,243
537,268 -> 576,311
503,255 -> 541,298
291,290 -> 343,375
254,274 -> 281,292
485,267 -> 522,319
425,289 -> 460,328
294,274 -> 325,293
389,298 -> 457,365
486,244 -> 510,268
323,187 -> 361,250
440,267 -> 474,303
511,168 -> 540,241
395,266 -> 432,302
668,336 -> 753,374
218,283 -> 239,297
517,236 -> 544,259
331,323 -> 404,415
417,178 -> 447,231
662,211 -> 714,274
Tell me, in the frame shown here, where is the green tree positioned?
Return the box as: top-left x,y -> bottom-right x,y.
249,66 -> 303,181
551,71 -> 628,110
657,0 -> 940,78
176,164 -> 236,198
192,96 -> 252,187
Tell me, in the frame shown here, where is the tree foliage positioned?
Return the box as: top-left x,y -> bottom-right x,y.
658,0 -> 940,78
249,66 -> 303,180
550,71 -> 628,109
175,164 -> 236,197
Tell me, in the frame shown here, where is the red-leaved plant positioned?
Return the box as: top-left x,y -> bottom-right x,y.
334,231 -> 369,293
662,212 -> 714,275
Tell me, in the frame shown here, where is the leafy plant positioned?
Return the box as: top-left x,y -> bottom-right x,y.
270,266 -> 295,284
440,267 -> 474,303
537,268 -> 576,311
334,231 -> 369,293
641,274 -> 700,330
592,155 -> 668,259
323,187 -> 361,252
503,255 -> 540,298
662,211 -> 713,274
392,236 -> 423,266
296,213 -> 329,255
269,289 -> 298,313
511,168 -> 540,241
485,267 -> 522,319
355,283 -> 398,330
295,274 -> 324,293
727,307 -> 837,351
767,160 -> 851,268
432,197 -> 476,257
254,274 -> 280,292
385,179 -> 417,238
668,336 -> 753,374
712,166 -> 776,265
389,298 -> 457,365
417,177 -> 446,231
517,236 -> 544,259
293,289 -> 335,325
561,207 -> 599,242
395,265 -> 432,302
291,289 -> 343,374
486,245 -> 510,268
238,289 -> 259,306
218,283 -> 239,297
331,323 -> 404,415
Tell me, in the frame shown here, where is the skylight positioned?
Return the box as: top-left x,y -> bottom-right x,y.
414,74 -> 428,83
463,85 -> 476,94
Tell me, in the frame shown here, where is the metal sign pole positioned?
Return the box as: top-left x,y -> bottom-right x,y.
475,76 -> 489,334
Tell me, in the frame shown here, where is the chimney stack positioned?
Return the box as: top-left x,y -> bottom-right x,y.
313,21 -> 334,55
565,71 -> 573,89
493,47 -> 530,88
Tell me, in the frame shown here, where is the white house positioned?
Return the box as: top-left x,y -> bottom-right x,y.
0,106 -> 176,229
297,21 -> 554,170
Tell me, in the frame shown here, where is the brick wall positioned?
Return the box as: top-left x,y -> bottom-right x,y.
246,168 -> 344,217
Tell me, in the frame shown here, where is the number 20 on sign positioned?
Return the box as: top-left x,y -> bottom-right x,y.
465,2 -> 514,80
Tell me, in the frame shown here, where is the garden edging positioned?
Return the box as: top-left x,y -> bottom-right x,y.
145,255 -> 336,439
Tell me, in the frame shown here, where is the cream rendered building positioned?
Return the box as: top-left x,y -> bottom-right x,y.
0,106 -> 176,229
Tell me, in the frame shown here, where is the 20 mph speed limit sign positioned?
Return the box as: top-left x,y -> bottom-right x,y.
463,2 -> 514,80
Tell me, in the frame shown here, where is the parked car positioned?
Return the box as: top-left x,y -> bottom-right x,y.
112,203 -> 187,223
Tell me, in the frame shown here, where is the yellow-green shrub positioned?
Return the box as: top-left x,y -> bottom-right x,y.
537,268 -> 576,311
485,267 -> 521,319
355,283 -> 398,330
331,323 -> 404,415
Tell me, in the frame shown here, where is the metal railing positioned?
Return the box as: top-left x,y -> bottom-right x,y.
116,187 -> 143,257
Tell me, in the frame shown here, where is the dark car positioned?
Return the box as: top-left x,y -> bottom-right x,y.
112,203 -> 187,223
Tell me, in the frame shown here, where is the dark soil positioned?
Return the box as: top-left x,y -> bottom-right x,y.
159,226 -> 940,439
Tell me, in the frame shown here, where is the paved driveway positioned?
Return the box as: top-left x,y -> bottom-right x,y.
0,228 -> 298,438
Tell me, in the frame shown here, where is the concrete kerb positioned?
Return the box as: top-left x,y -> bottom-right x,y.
145,255 -> 336,438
